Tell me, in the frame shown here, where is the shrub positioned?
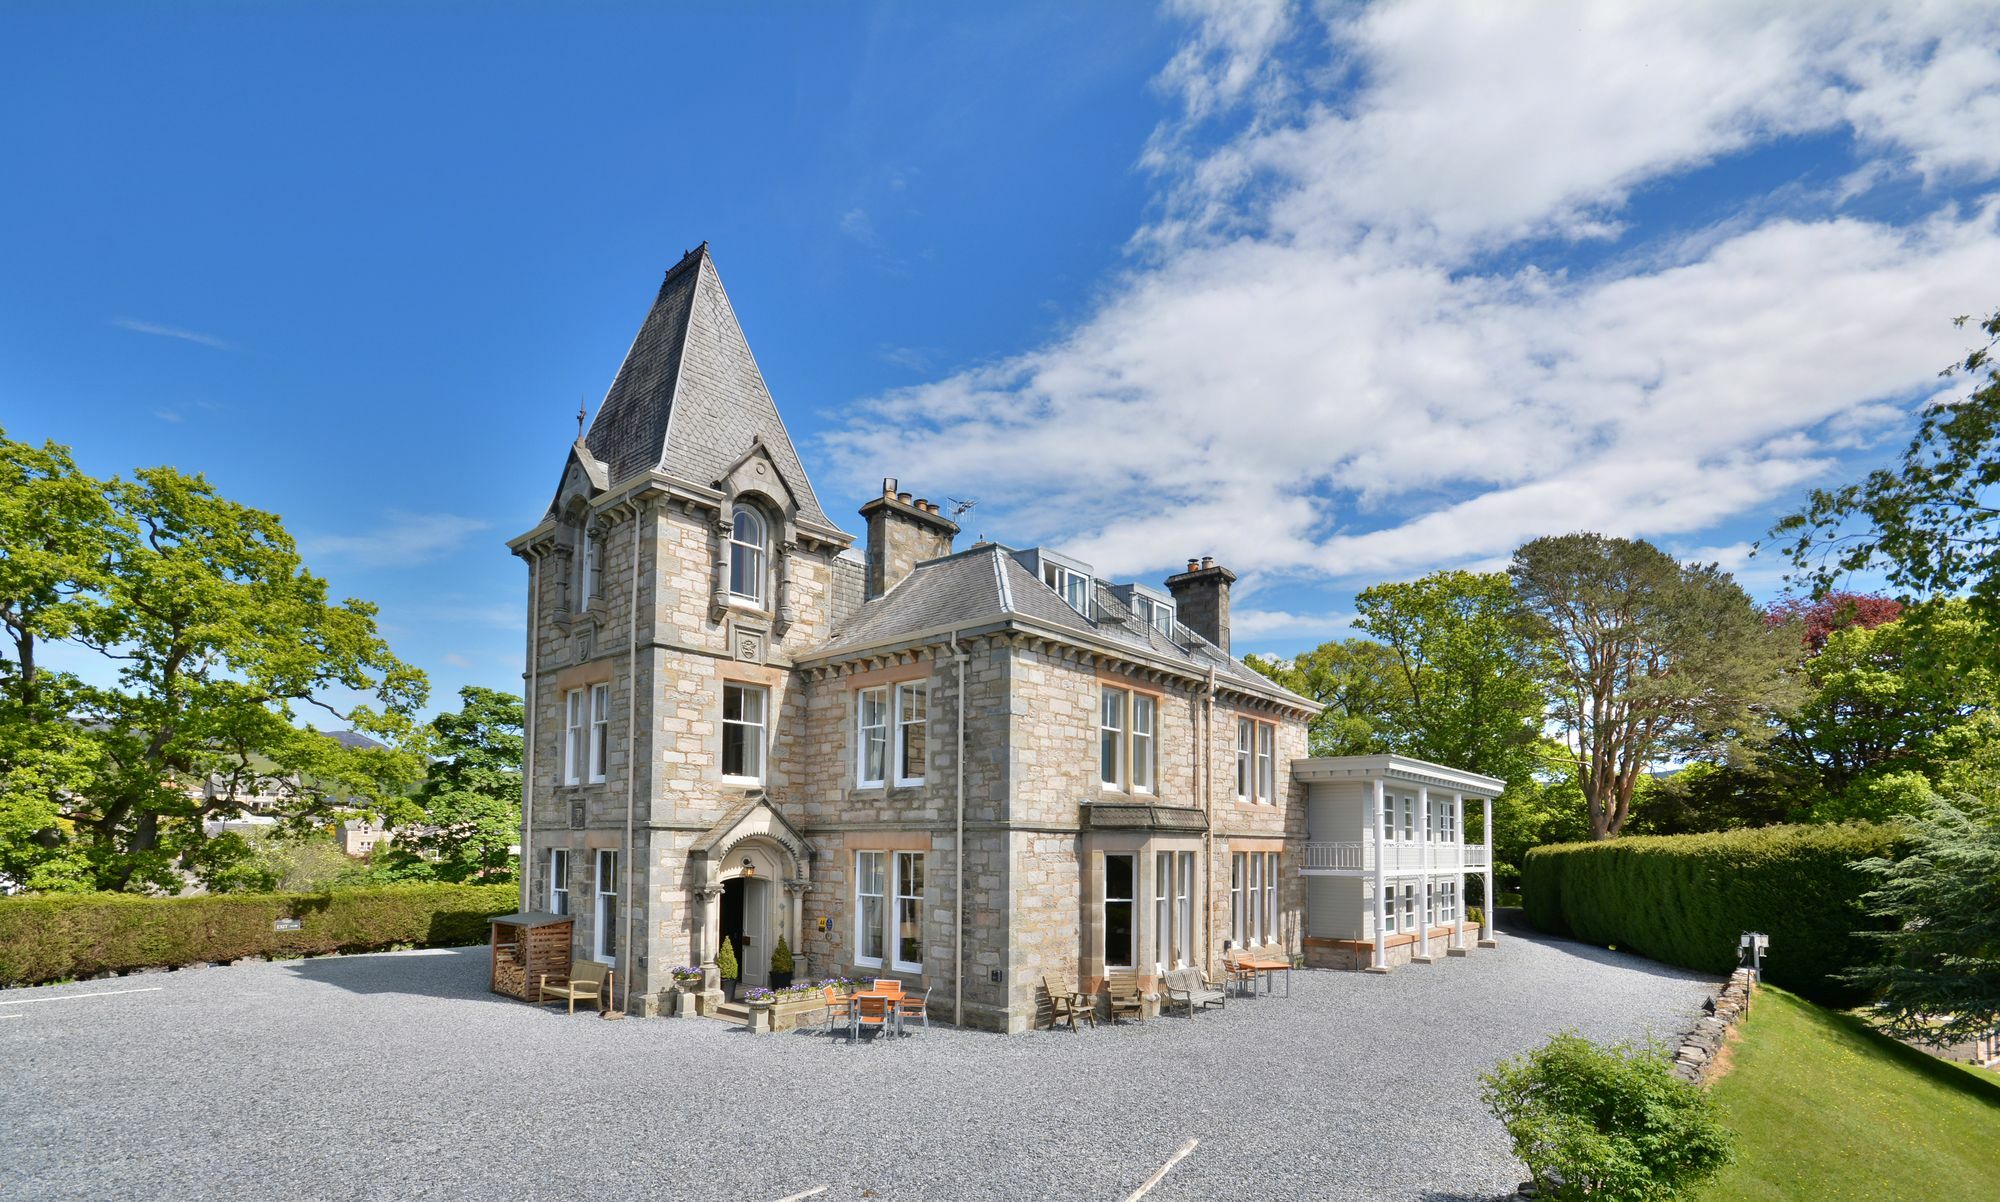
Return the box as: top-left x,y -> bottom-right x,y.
715,936 -> 738,982
0,883 -> 517,987
1481,1031 -> 1732,1202
770,935 -> 793,976
1522,823 -> 1902,1004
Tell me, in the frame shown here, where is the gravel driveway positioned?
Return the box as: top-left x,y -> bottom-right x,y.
0,930 -> 1714,1202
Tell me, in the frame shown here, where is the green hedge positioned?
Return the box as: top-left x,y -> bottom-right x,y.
1522,823 -> 1902,1005
0,883 -> 519,987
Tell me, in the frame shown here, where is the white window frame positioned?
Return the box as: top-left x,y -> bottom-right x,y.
1104,852 -> 1136,970
1256,723 -> 1275,804
894,682 -> 927,787
1147,597 -> 1175,636
892,851 -> 924,974
578,525 -> 596,613
1401,795 -> 1417,842
721,682 -> 767,785
1246,852 -> 1263,944
1230,852 -> 1246,947
1042,562 -> 1091,615
1262,851 -> 1279,945
854,851 -> 886,968
1099,686 -> 1126,790
728,504 -> 767,607
1130,693 -> 1156,795
1236,719 -> 1253,800
593,849 -> 618,964
1380,788 -> 1396,840
588,683 -> 610,784
549,848 -> 570,916
563,688 -> 585,786
1154,851 -> 1171,972
857,686 -> 889,788
1174,851 -> 1193,969
1380,878 -> 1398,933
1401,882 -> 1417,934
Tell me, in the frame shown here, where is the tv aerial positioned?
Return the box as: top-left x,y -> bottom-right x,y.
947,496 -> 978,520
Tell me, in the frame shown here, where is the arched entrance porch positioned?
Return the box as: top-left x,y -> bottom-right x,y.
688,796 -> 814,1006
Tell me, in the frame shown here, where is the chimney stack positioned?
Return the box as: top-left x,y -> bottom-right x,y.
859,484 -> 960,599
1165,555 -> 1237,653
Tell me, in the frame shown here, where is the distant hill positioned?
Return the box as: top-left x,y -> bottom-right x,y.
320,730 -> 387,751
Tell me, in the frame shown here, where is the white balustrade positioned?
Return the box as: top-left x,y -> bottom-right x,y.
1301,841 -> 1493,875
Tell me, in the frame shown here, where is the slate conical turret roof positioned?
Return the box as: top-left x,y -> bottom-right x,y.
582,244 -> 836,532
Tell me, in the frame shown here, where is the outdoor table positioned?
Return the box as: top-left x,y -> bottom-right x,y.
1239,956 -> 1292,997
851,987 -> 905,1037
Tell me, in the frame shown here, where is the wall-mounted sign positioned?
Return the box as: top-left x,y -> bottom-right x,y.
272,918 -> 302,932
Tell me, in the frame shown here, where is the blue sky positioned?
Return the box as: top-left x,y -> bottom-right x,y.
5,2 -> 2000,717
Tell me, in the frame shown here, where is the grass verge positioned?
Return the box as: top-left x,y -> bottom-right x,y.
1699,985 -> 2000,1202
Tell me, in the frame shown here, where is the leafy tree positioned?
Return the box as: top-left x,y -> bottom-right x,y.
1776,308 -> 2000,631
201,826 -> 372,894
1353,569 -> 1550,788
1510,534 -> 1797,839
381,686 -> 523,883
1490,773 -> 1593,891
1764,599 -> 1998,823
1764,591 -> 1902,654
1481,1031 -> 1733,1202
1626,761 -> 1795,837
0,430 -> 427,891
1846,791 -> 2000,1049
1245,639 -> 1402,757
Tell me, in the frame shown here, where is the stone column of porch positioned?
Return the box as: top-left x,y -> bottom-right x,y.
696,884 -> 724,1012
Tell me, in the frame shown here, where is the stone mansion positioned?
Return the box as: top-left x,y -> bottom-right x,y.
508,245 -> 1501,1032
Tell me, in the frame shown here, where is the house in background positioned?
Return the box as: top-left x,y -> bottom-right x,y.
338,818 -> 394,857
506,244 -> 1501,1030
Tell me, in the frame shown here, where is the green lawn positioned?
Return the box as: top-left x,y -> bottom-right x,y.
1700,985 -> 2000,1202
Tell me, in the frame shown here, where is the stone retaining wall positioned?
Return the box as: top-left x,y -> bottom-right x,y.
1672,967 -> 1756,1083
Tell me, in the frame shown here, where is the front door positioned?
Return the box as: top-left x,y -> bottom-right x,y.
719,876 -> 770,987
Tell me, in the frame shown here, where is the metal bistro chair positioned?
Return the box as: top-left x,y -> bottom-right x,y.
820,985 -> 853,1036
851,992 -> 893,1042
897,986 -> 931,1034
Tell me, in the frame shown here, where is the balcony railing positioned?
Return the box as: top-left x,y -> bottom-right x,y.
1302,840 -> 1491,874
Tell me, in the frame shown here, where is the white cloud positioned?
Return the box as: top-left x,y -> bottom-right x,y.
442,652 -> 475,669
1231,607 -> 1357,641
303,512 -> 491,569
821,1 -> 2000,595
111,317 -> 233,350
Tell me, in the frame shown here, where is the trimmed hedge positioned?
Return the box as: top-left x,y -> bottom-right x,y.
0,883 -> 518,987
1522,823 -> 1903,1005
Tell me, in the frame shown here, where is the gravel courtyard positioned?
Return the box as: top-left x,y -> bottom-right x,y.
1,930 -> 1715,1202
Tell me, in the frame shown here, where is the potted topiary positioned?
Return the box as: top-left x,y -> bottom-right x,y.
716,937 -> 739,1001
770,936 -> 794,989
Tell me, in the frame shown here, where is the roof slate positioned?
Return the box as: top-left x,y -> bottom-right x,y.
808,545 -> 1312,709
582,246 -> 835,531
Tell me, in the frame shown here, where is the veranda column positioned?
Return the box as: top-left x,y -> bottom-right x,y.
1414,786 -> 1432,963
1370,778 -> 1389,972
1452,791 -> 1467,952
1479,794 -> 1498,949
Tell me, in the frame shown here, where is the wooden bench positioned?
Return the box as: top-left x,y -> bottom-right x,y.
538,961 -> 613,1015
1161,967 -> 1227,1018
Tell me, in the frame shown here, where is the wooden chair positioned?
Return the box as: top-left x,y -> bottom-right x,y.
1221,953 -> 1256,998
1042,974 -> 1092,1032
819,984 -> 853,1036
851,993 -> 892,1041
1107,968 -> 1145,1023
871,978 -> 904,997
537,961 -> 613,1015
897,986 -> 931,1034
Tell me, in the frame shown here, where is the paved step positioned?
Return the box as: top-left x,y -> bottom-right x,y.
712,1002 -> 750,1023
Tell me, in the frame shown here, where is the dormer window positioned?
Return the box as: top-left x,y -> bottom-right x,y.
728,504 -> 767,606
1138,595 -> 1175,636
1043,562 -> 1091,615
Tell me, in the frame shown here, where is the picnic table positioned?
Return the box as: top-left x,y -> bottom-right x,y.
1235,954 -> 1293,998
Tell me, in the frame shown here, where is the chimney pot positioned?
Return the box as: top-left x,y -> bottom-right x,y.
897,491 -> 913,504
1201,555 -> 1215,569
1186,558 -> 1200,572
882,477 -> 898,496
915,498 -> 929,512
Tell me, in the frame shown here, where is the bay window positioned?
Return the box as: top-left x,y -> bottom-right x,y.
1261,850 -> 1278,944
721,683 -> 766,783
857,687 -> 888,786
895,683 -> 927,786
855,851 -> 886,966
588,683 -> 610,783
893,851 -> 924,972
1104,853 -> 1135,969
563,689 -> 585,785
1230,853 -> 1246,945
728,504 -> 767,606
